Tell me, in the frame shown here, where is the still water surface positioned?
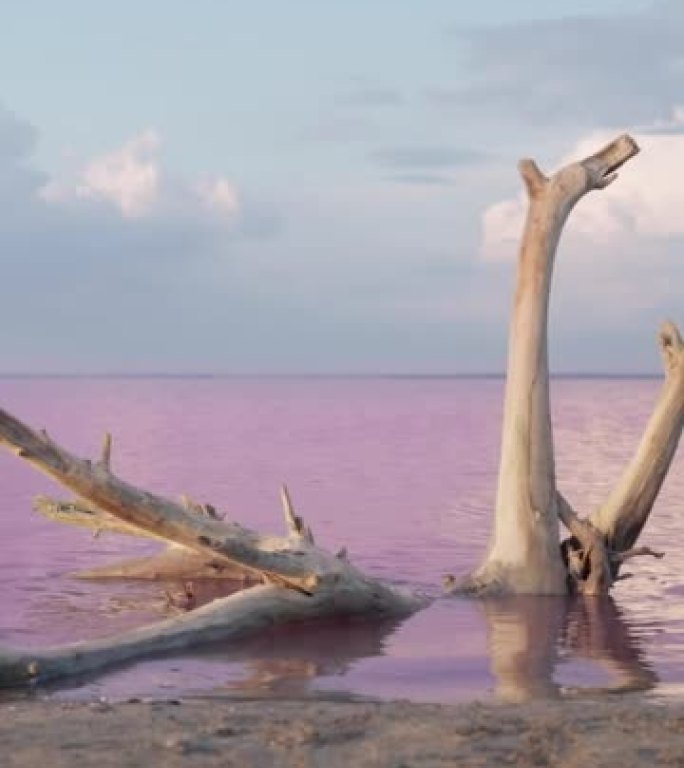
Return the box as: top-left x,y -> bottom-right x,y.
0,377 -> 682,702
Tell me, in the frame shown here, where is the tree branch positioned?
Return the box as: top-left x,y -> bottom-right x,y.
0,407 -> 320,592
590,321 -> 684,552
464,135 -> 639,595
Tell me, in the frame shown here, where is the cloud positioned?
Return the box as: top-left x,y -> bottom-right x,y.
40,130 -> 241,223
194,177 -> 240,217
481,116 -> 684,262
0,97 -> 677,375
0,109 -> 288,372
637,107 -> 684,136
434,4 -> 684,128
478,119 -> 684,364
42,130 -> 160,217
370,145 -> 489,170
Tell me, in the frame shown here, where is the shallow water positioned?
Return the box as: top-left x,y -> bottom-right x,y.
0,377 -> 682,703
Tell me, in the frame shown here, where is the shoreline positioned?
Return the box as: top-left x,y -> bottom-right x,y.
1,693 -> 683,766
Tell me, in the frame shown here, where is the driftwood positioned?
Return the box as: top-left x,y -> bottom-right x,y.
0,133 -> 682,687
0,411 -> 421,686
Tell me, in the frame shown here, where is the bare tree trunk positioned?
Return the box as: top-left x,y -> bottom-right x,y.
463,135 -> 639,594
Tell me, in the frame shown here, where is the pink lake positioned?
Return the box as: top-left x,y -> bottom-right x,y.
0,377 -> 682,703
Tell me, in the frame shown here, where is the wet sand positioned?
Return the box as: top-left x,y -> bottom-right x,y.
1,694 -> 683,767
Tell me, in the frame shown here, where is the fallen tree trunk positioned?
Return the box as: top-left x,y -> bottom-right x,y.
0,409 -> 422,685
0,584 -> 376,687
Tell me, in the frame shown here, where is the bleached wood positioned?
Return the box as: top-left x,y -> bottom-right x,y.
73,547 -> 257,581
0,407 -> 421,686
463,135 -> 639,594
33,496 -> 166,541
99,432 -> 112,470
33,495 -> 255,580
0,407 -> 322,591
0,582 -> 413,687
280,484 -> 314,544
590,322 -> 684,551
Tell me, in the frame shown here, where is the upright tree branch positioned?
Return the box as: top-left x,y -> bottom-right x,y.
463,135 -> 639,595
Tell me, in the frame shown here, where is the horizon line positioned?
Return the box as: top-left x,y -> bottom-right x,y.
0,372 -> 665,380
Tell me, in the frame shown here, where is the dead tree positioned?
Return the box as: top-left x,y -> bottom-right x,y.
458,134 -> 682,596
0,415 -> 422,686
0,133 -> 682,687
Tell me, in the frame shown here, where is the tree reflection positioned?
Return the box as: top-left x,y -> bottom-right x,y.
480,595 -> 656,702
216,615 -> 402,695
33,591 -> 656,702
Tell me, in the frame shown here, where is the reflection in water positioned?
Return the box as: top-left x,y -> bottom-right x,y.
481,595 -> 657,702
35,613 -> 403,701
220,616 -> 403,696
482,596 -> 565,701
21,592 -> 660,704
562,596 -> 657,695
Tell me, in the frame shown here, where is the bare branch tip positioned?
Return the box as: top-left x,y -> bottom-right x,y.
280,483 -> 300,533
585,134 -> 640,185
658,320 -> 684,373
659,320 -> 683,347
99,432 -> 112,469
518,158 -> 547,196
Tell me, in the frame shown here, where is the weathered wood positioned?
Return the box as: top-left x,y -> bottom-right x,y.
462,134 -> 639,595
73,547 -> 258,581
555,321 -> 683,593
0,582 -> 414,687
0,408 -> 422,686
590,322 -> 684,551
33,496 -> 167,541
0,407 -> 322,591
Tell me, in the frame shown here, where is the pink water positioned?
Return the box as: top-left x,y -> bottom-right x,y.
0,377 -> 683,702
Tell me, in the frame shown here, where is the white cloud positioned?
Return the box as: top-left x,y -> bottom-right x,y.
195,177 -> 240,217
41,130 -> 160,217
77,130 -> 160,217
481,111 -> 684,262
40,130 -> 241,222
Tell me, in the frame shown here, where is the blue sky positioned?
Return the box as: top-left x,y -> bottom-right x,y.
0,0 -> 680,373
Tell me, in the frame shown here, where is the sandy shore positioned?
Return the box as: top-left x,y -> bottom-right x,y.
1,694 -> 683,767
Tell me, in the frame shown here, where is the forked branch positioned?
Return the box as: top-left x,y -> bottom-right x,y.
463,134 -> 639,595
0,408 -> 318,592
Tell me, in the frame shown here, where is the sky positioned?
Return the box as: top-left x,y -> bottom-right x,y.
0,0 -> 681,374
